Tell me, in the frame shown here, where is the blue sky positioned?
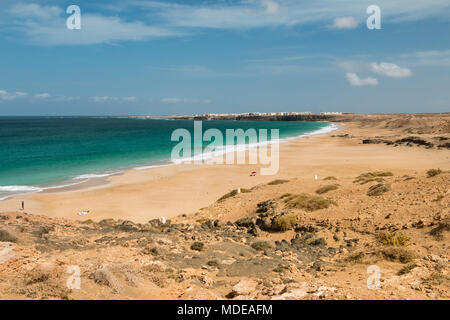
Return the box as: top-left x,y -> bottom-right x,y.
0,0 -> 449,115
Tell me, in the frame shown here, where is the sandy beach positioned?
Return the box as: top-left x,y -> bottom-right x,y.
0,114 -> 449,300
0,117 -> 448,223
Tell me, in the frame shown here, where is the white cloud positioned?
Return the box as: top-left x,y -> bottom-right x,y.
346,73 -> 378,86
370,62 -> 413,78
263,1 -> 281,15
330,17 -> 358,29
0,90 -> 28,101
34,93 -> 50,99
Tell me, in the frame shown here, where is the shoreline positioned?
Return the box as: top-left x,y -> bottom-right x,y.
0,121 -> 338,201
0,118 -> 448,224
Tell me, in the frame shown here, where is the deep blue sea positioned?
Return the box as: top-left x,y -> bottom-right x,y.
0,117 -> 335,199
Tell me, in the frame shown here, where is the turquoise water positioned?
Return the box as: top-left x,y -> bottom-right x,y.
0,117 -> 334,197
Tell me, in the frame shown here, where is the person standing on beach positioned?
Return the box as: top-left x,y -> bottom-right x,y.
21,201 -> 24,211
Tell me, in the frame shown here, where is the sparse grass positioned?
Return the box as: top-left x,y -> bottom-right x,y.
367,183 -> 391,196
196,218 -> 210,224
315,184 -> 339,194
377,232 -> 410,246
190,242 -> 205,251
271,214 -> 299,231
379,247 -> 415,263
427,168 -> 442,178
268,179 -> 289,186
279,193 -> 292,199
323,176 -> 337,181
81,219 -> 94,224
251,241 -> 272,251
285,193 -> 337,211
354,171 -> 393,184
217,188 -> 251,201
0,229 -> 17,243
402,175 -> 416,181
398,263 -> 417,275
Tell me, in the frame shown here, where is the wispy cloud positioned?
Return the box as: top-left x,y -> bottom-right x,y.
398,49 -> 450,67
5,1 -> 450,45
346,73 -> 378,86
7,3 -> 182,46
139,0 -> 450,29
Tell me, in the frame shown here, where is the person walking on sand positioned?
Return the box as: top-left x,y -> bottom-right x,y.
21,201 -> 24,211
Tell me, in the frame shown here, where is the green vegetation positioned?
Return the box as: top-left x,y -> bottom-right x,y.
426,168 -> 442,178
377,232 -> 410,246
398,263 -> 417,275
285,193 -> 337,211
196,218 -> 210,224
0,229 -> 17,243
367,183 -> 391,196
251,241 -> 272,251
190,242 -> 205,251
315,184 -> 339,194
267,179 -> 289,186
279,193 -> 292,199
323,176 -> 337,181
271,214 -> 299,231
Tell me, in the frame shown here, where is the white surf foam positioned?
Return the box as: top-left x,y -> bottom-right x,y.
73,173 -> 114,180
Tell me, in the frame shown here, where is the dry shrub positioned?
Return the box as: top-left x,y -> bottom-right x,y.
315,184 -> 339,194
379,247 -> 415,263
272,214 -> 299,231
426,168 -> 442,177
268,179 -> 289,186
377,232 -> 410,246
367,183 -> 391,196
285,193 -> 336,211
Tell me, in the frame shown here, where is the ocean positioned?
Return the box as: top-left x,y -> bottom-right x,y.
0,117 -> 336,199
